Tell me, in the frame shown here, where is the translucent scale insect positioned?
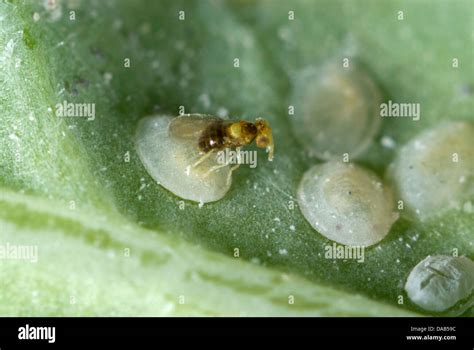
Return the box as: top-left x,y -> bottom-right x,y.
135,114 -> 274,203
297,161 -> 398,247
405,255 -> 474,314
291,62 -> 382,160
387,121 -> 473,220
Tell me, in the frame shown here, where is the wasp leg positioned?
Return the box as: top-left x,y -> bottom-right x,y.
235,147 -> 242,164
192,150 -> 214,168
202,163 -> 229,179
201,162 -> 240,185
226,164 -> 240,185
202,147 -> 240,180
224,147 -> 242,184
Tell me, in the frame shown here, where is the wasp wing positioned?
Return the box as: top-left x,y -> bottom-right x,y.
168,114 -> 223,142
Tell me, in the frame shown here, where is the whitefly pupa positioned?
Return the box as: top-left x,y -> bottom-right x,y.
405,255 -> 474,314
291,61 -> 383,160
135,114 -> 274,203
297,161 -> 399,247
387,121 -> 474,220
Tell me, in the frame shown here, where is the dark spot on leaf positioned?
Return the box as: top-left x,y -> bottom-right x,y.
458,84 -> 473,97
90,46 -> 104,59
73,76 -> 90,88
23,27 -> 35,49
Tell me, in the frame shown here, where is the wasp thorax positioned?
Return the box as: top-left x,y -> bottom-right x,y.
228,122 -> 242,139
387,121 -> 474,220
405,255 -> 474,313
135,115 -> 232,203
240,121 -> 258,143
297,161 -> 398,247
291,62 -> 382,160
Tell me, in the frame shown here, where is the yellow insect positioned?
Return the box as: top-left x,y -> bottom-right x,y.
169,114 -> 274,181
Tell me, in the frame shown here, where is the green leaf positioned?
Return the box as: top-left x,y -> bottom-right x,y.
0,189 -> 416,316
0,0 -> 472,316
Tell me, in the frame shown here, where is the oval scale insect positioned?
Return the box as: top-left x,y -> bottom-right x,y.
404,255 -> 474,314
291,62 -> 382,160
135,114 -> 274,204
387,121 -> 474,220
297,161 -> 398,247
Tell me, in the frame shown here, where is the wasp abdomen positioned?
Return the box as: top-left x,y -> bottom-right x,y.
198,121 -> 226,153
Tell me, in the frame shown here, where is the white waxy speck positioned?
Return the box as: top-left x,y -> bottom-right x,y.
405,255 -> 474,313
381,136 -> 396,149
297,161 -> 398,247
279,249 -> 288,255
216,107 -> 228,118
291,62 -> 382,160
135,115 -> 231,203
278,26 -> 291,41
198,93 -> 211,109
152,60 -> 160,69
33,12 -> 41,22
43,0 -> 62,21
289,225 -> 295,231
104,72 -> 113,84
387,122 -> 474,220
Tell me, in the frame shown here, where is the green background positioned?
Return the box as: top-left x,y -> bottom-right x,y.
0,0 -> 472,316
